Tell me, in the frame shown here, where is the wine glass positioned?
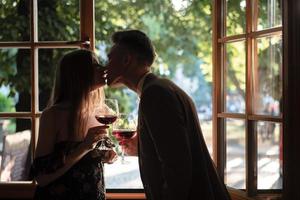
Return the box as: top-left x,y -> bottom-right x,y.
112,113 -> 137,164
94,98 -> 119,150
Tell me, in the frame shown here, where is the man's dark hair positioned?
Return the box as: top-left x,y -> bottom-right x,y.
112,30 -> 156,66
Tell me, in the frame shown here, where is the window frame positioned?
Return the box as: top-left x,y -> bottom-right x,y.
0,0 -> 286,199
213,0 -> 282,198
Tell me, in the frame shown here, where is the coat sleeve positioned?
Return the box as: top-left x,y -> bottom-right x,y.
140,85 -> 193,200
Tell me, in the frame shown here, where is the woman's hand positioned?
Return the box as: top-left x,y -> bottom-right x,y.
93,67 -> 107,89
83,125 -> 109,151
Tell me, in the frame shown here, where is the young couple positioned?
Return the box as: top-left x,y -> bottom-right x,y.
31,30 -> 231,200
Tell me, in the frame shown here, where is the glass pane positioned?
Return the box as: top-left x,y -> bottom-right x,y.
226,0 -> 246,35
0,49 -> 31,112
105,156 -> 143,189
225,41 -> 246,113
38,0 -> 80,41
96,0 -> 213,188
0,118 -> 31,182
253,36 -> 282,116
225,118 -> 246,189
0,1 -> 30,41
38,48 -> 77,111
256,121 -> 282,189
257,0 -> 282,31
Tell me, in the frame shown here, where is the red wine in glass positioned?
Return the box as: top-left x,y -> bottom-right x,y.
112,129 -> 136,139
95,115 -> 118,125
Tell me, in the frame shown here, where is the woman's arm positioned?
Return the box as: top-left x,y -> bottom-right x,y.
34,109 -> 107,187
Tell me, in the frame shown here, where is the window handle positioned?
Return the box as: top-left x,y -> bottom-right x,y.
66,38 -> 90,49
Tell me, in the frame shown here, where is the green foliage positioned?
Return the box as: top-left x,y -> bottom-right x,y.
226,0 -> 246,35
95,0 -> 212,76
0,93 -> 15,112
95,0 -> 213,110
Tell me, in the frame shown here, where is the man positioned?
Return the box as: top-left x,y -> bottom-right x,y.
106,30 -> 231,200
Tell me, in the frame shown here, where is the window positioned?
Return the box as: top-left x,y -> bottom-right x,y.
0,0 -> 284,199
213,0 -> 282,197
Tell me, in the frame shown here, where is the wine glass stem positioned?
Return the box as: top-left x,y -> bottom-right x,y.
121,137 -> 125,164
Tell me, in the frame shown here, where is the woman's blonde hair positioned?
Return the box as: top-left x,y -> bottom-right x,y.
48,49 -> 104,140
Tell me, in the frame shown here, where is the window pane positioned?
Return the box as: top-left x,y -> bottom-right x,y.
257,0 -> 282,31
0,49 -> 31,112
0,118 -> 31,182
96,0 -> 213,188
225,118 -> 246,189
105,156 -> 143,189
38,0 -> 80,41
0,1 -> 30,41
253,36 -> 282,116
225,41 -> 246,113
256,121 -> 282,189
226,0 -> 246,35
38,48 -> 77,111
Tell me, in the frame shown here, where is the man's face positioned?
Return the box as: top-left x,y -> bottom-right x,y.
106,44 -> 128,86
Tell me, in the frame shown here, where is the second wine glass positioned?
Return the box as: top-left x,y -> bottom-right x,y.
94,98 -> 119,150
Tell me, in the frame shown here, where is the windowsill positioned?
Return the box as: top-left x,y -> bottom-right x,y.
228,188 -> 282,200
106,193 -> 146,199
0,183 -> 281,200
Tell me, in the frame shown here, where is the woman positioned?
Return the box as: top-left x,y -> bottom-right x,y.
31,49 -> 117,200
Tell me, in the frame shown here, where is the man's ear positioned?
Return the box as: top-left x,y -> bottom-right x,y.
123,54 -> 132,66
